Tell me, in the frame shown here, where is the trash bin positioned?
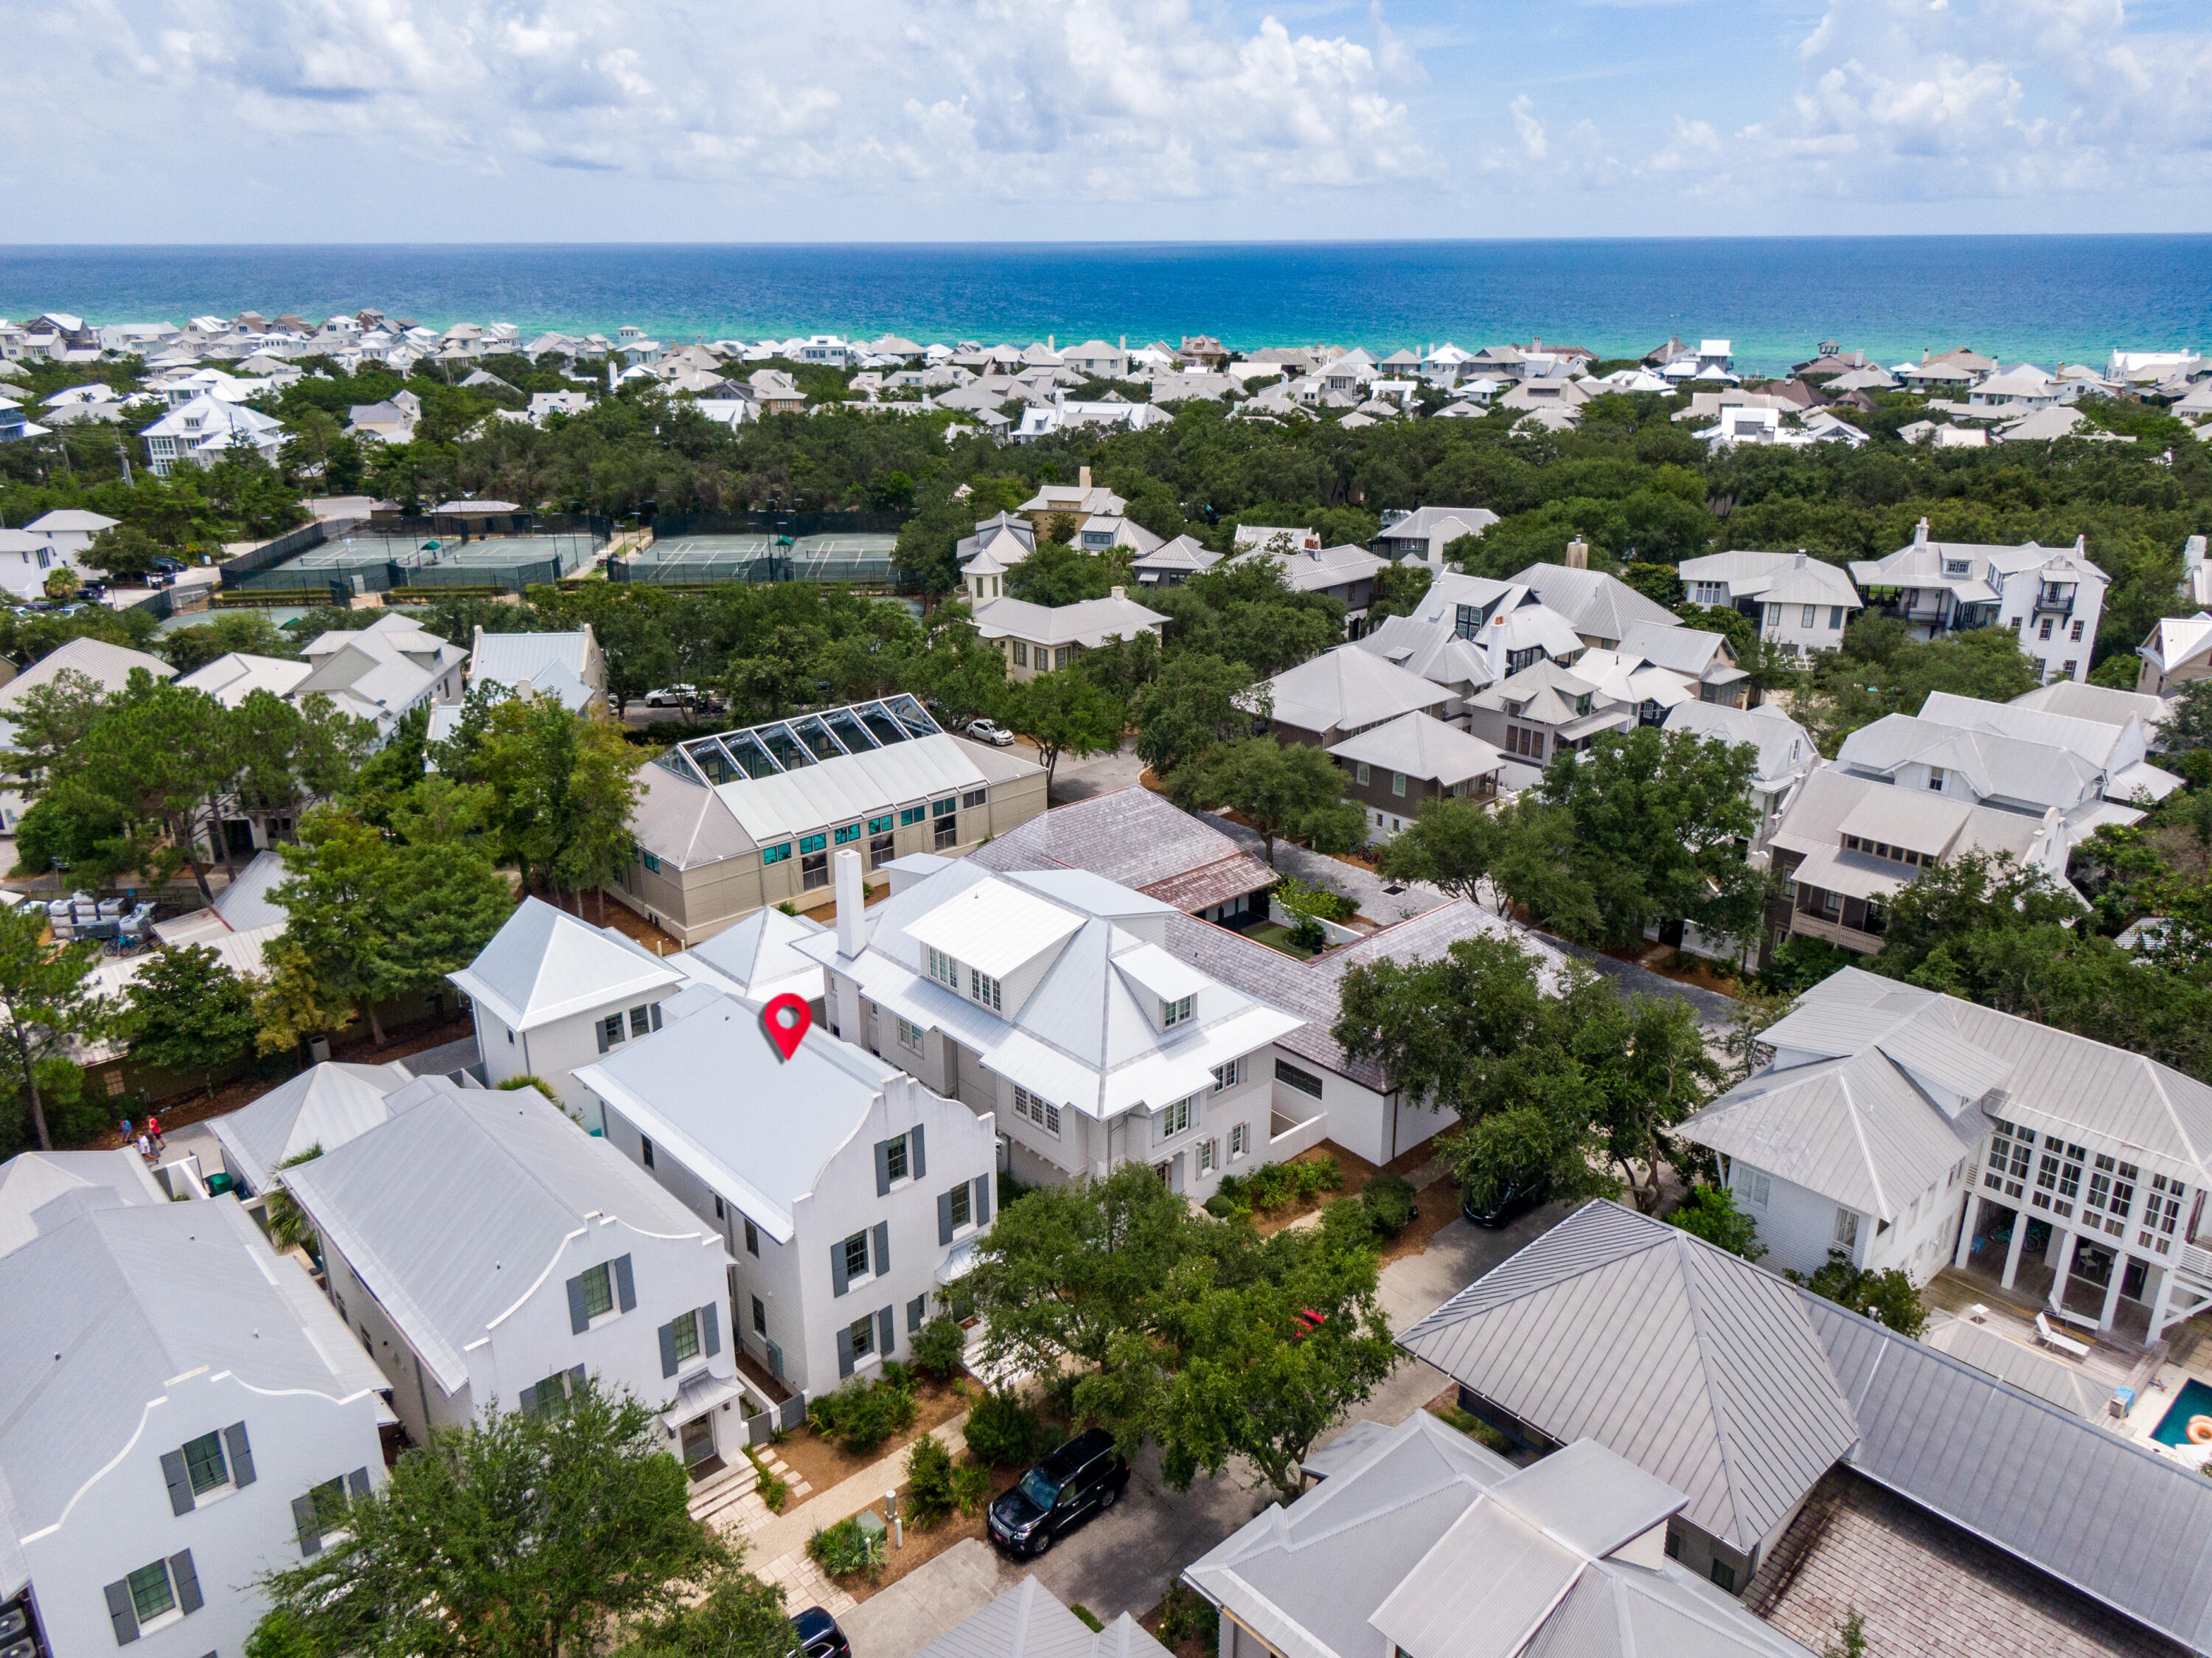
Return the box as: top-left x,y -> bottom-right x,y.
205,1172 -> 235,1196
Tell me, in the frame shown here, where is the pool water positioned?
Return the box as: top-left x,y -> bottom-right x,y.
2151,1378 -> 2212,1447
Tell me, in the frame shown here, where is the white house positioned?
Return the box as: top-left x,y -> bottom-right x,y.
21,508 -> 116,558
1849,518 -> 2109,683
292,612 -> 467,741
576,980 -> 999,1394
207,1060 -> 418,1193
0,1182 -> 388,1658
139,396 -> 285,476
1682,967 -> 2212,1342
1677,549 -> 1863,657
796,850 -> 1301,1201
280,1078 -> 742,1463
972,591 -> 1169,682
450,897 -> 688,1126
467,625 -> 606,710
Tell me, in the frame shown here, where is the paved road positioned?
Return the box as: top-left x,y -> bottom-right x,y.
1533,930 -> 1742,1027
1046,737 -> 1148,805
843,1200 -> 1576,1658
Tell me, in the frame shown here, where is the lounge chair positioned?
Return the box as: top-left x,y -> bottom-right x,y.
2037,1311 -> 2091,1359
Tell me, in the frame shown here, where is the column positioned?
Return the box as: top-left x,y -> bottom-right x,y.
2001,1215 -> 2029,1290
2049,1227 -> 2081,1311
2150,1264 -> 2178,1344
1954,1191 -> 1983,1272
2098,1250 -> 2129,1332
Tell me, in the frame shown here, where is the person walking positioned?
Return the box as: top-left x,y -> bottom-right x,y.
134,1132 -> 153,1164
119,1117 -> 133,1145
146,1113 -> 164,1152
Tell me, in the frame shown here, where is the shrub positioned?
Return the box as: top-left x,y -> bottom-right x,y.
1792,1260 -> 1928,1339
951,1461 -> 992,1514
1318,1196 -> 1378,1251
1431,1403 -> 1514,1457
1069,1606 -> 1105,1634
1667,1184 -> 1764,1260
1291,1154 -> 1343,1201
1360,1171 -> 1418,1238
810,1373 -> 917,1456
1156,1584 -> 1220,1657
964,1389 -> 1057,1466
807,1517 -> 883,1581
905,1433 -> 956,1527
743,1446 -> 789,1512
911,1315 -> 968,1380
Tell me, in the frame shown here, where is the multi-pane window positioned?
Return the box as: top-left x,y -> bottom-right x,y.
835,823 -> 863,844
928,948 -> 960,990
669,1309 -> 701,1364
752,1295 -> 768,1335
602,1013 -> 627,1049
181,1430 -> 229,1495
801,846 -> 830,889
1198,1139 -> 1217,1174
1743,1170 -> 1771,1208
629,1004 -> 654,1038
2085,1155 -> 2138,1239
842,1232 -> 871,1283
1156,1096 -> 1194,1141
2032,1136 -> 2086,1219
1162,995 -> 1194,1028
869,814 -> 896,835
128,1561 -> 178,1624
1229,1124 -> 1248,1159
970,968 -> 1003,1011
849,1314 -> 876,1359
743,1217 -> 759,1256
1013,1085 -> 1060,1137
1212,1059 -> 1240,1091
2141,1176 -> 2186,1255
531,1370 -> 576,1418
1985,1119 -> 2031,1199
901,805 -> 927,827
885,1133 -> 910,1184
871,831 -> 896,866
305,1475 -> 348,1533
580,1261 -> 614,1319
948,1182 -> 973,1230
962,789 -> 987,808
1275,1059 -> 1325,1099
762,843 -> 792,865
1832,1208 -> 1859,1251
897,1017 -> 924,1053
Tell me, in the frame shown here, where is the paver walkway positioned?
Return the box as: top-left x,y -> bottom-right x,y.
742,1412 -> 973,1567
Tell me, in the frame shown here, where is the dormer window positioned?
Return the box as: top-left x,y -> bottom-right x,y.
969,967 -> 1003,1012
1162,995 -> 1194,1028
1943,559 -> 1971,576
928,947 -> 960,990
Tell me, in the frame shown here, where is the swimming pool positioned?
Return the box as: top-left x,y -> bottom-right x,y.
2151,1378 -> 2212,1448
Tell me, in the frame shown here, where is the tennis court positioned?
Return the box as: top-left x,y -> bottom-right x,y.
280,532 -> 597,574
623,531 -> 899,586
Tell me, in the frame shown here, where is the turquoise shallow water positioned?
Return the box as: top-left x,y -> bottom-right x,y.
3,237 -> 2208,375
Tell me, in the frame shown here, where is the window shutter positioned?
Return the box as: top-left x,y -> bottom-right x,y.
651,1002 -> 664,1031
566,1273 -> 590,1334
938,1190 -> 954,1246
597,1020 -> 610,1054
831,1239 -> 850,1297
520,1384 -> 539,1417
292,1495 -> 324,1558
104,1580 -> 140,1645
974,1174 -> 992,1225
160,1448 -> 195,1516
908,1294 -> 925,1333
613,1254 -> 636,1312
170,1550 -> 202,1615
347,1466 -> 373,1501
910,1124 -> 927,1179
223,1422 -> 255,1488
566,1364 -> 585,1398
878,1305 -> 895,1356
836,1325 -> 855,1378
874,1138 -> 891,1197
658,1321 -> 680,1378
872,1220 -> 890,1277
700,1300 -> 720,1357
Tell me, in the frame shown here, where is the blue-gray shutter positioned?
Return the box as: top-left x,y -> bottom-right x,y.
347,1466 -> 373,1500
170,1550 -> 202,1614
613,1255 -> 636,1312
908,1294 -> 925,1333
651,1002 -> 664,1030
161,1448 -> 195,1515
597,1019 -> 610,1054
877,1305 -> 895,1356
223,1422 -> 254,1488
104,1580 -> 139,1645
566,1273 -> 590,1333
911,1124 -> 926,1179
836,1324 -> 855,1378
974,1173 -> 992,1225
700,1301 -> 720,1357
874,1138 -> 891,1196
937,1190 -> 954,1246
872,1220 -> 890,1277
292,1495 -> 324,1557
831,1239 -> 850,1297
658,1321 -> 679,1378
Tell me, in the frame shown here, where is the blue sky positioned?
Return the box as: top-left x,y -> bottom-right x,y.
4,0 -> 2209,241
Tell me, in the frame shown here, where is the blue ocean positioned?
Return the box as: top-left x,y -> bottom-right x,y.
2,238 -> 2208,377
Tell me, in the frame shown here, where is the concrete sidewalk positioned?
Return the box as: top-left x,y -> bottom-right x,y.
742,1411 -> 971,1567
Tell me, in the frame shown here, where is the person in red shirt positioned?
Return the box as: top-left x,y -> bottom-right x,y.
146,1113 -> 164,1151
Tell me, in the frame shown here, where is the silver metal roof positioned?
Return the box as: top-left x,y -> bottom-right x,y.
207,1058 -> 417,1191
1506,561 -> 1683,642
912,1576 -> 1172,1658
1397,1202 -> 1861,1552
0,1148 -> 165,1259
449,895 -> 684,1033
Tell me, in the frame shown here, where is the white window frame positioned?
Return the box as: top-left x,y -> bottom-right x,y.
1155,1095 -> 1195,1142
1229,1123 -> 1248,1159
928,948 -> 959,990
1833,1207 -> 1859,1251
1014,1084 -> 1061,1138
970,967 -> 1003,1012
897,1017 -> 924,1054
1211,1058 -> 1240,1091
1162,994 -> 1194,1028
1198,1138 -> 1217,1175
1744,1170 -> 1771,1209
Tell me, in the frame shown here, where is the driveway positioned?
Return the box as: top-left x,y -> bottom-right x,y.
1533,931 -> 1740,1027
1192,809 -> 1450,923
1046,737 -> 1148,805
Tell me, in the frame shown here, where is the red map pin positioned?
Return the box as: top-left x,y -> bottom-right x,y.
762,993 -> 812,1061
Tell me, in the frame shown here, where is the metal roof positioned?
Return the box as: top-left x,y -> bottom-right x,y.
971,594 -> 1169,648
1397,1202 -> 1862,1552
670,906 -> 828,1003
0,1149 -> 166,1259
1267,645 -> 1451,738
207,1058 -> 417,1191
908,878 -> 1091,978
913,1576 -> 1172,1658
1326,711 -> 1507,787
449,896 -> 684,1032
1506,562 -> 1683,642
212,847 -> 292,931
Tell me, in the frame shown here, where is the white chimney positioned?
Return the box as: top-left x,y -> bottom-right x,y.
1913,516 -> 1931,547
835,847 -> 865,959
1078,465 -> 1092,490
1564,538 -> 1590,570
1110,586 -> 1125,600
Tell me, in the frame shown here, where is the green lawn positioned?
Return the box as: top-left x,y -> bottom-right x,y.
1243,921 -> 1320,960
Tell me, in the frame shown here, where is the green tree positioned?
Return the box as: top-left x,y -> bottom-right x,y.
1003,670 -> 1124,793
122,944 -> 258,1097
1174,738 -> 1362,865
1795,1260 -> 1927,1339
82,523 -> 170,581
1801,617 -> 2041,746
1666,1184 -> 1764,1260
1130,653 -> 1262,780
1006,541 -> 1120,606
0,905 -> 105,1151
251,1381 -> 728,1658
52,672 -> 240,902
271,810 -> 400,1044
613,1558 -> 790,1658
1579,991 -> 1725,1213
161,611 -> 302,675
552,718 -> 646,920
1,667 -> 106,791
1376,794 -> 1509,906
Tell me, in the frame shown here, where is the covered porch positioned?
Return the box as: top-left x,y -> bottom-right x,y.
1952,1184 -> 2212,1347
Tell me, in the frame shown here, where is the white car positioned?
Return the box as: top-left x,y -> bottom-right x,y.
964,718 -> 1015,747
643,684 -> 700,708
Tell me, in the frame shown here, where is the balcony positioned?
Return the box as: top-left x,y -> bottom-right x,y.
2034,586 -> 2077,617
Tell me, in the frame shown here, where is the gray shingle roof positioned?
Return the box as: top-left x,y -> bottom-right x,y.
965,788 -> 1275,909
1507,563 -> 1682,642
1397,1202 -> 1862,1552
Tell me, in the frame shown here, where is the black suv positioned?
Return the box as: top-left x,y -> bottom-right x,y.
1462,1173 -> 1549,1229
987,1428 -> 1130,1558
788,1608 -> 849,1658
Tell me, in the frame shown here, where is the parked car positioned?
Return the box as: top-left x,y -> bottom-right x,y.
643,684 -> 700,708
963,718 -> 1015,747
1461,1175 -> 1549,1230
987,1427 -> 1130,1558
787,1608 -> 849,1658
